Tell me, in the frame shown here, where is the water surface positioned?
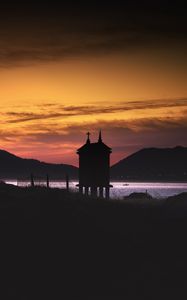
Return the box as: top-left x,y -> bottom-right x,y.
5,180 -> 187,199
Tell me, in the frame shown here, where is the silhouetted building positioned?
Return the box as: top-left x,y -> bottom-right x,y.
77,131 -> 112,198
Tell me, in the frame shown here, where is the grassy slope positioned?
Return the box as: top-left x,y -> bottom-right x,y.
1,183 -> 187,299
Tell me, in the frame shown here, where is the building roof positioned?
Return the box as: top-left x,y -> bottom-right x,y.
77,131 -> 112,154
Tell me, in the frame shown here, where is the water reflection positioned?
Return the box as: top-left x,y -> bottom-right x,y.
4,180 -> 187,199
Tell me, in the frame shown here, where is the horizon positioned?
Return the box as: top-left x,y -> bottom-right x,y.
0,144 -> 186,168
0,2 -> 187,165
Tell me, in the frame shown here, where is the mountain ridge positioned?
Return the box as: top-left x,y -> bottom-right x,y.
0,146 -> 187,181
111,146 -> 187,181
0,149 -> 78,179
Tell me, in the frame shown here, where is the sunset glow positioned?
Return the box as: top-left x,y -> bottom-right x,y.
0,2 -> 187,165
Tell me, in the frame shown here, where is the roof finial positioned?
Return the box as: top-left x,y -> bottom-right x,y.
86,132 -> 91,144
98,130 -> 102,143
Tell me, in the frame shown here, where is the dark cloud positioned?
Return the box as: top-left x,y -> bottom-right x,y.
0,1 -> 186,66
69,117 -> 187,133
5,111 -> 75,123
6,116 -> 187,140
2,98 -> 187,124
3,110 -> 187,143
2,110 -> 187,164
15,115 -> 187,147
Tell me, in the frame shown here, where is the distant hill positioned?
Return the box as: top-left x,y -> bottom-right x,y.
0,150 -> 78,179
1,147 -> 187,182
111,146 -> 187,181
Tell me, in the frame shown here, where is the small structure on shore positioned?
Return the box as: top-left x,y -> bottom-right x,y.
77,131 -> 112,199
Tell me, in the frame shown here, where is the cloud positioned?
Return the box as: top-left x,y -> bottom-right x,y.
6,111 -> 75,123
1,109 -> 187,164
2,98 -> 187,124
1,96 -> 187,164
0,2 -> 186,67
2,111 -> 187,142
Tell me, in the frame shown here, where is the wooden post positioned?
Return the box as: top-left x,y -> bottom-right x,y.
66,174 -> 69,192
30,173 -> 34,188
46,174 -> 49,188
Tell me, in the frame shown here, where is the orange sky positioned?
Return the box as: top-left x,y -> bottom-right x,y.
0,1 -> 187,166
0,51 -> 187,166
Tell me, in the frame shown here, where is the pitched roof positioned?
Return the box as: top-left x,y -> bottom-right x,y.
77,141 -> 112,154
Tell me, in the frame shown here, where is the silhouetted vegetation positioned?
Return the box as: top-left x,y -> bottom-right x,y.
1,182 -> 187,298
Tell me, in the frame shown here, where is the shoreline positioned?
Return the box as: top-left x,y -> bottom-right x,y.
2,178 -> 187,183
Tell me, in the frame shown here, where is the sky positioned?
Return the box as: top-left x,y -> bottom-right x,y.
0,1 -> 187,166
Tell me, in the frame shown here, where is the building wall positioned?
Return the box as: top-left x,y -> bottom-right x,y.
79,150 -> 110,187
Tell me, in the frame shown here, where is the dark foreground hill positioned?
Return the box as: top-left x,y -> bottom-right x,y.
1,182 -> 187,298
111,146 -> 187,181
0,149 -> 78,179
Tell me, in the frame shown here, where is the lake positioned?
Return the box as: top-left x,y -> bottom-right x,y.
4,180 -> 187,199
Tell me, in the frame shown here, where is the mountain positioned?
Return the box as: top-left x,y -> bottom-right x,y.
111,146 -> 187,181
1,147 -> 187,182
0,150 -> 78,179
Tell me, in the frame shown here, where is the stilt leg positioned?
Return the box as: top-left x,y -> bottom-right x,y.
99,187 -> 104,198
91,187 -> 97,198
85,186 -> 89,196
79,186 -> 83,194
105,187 -> 110,199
